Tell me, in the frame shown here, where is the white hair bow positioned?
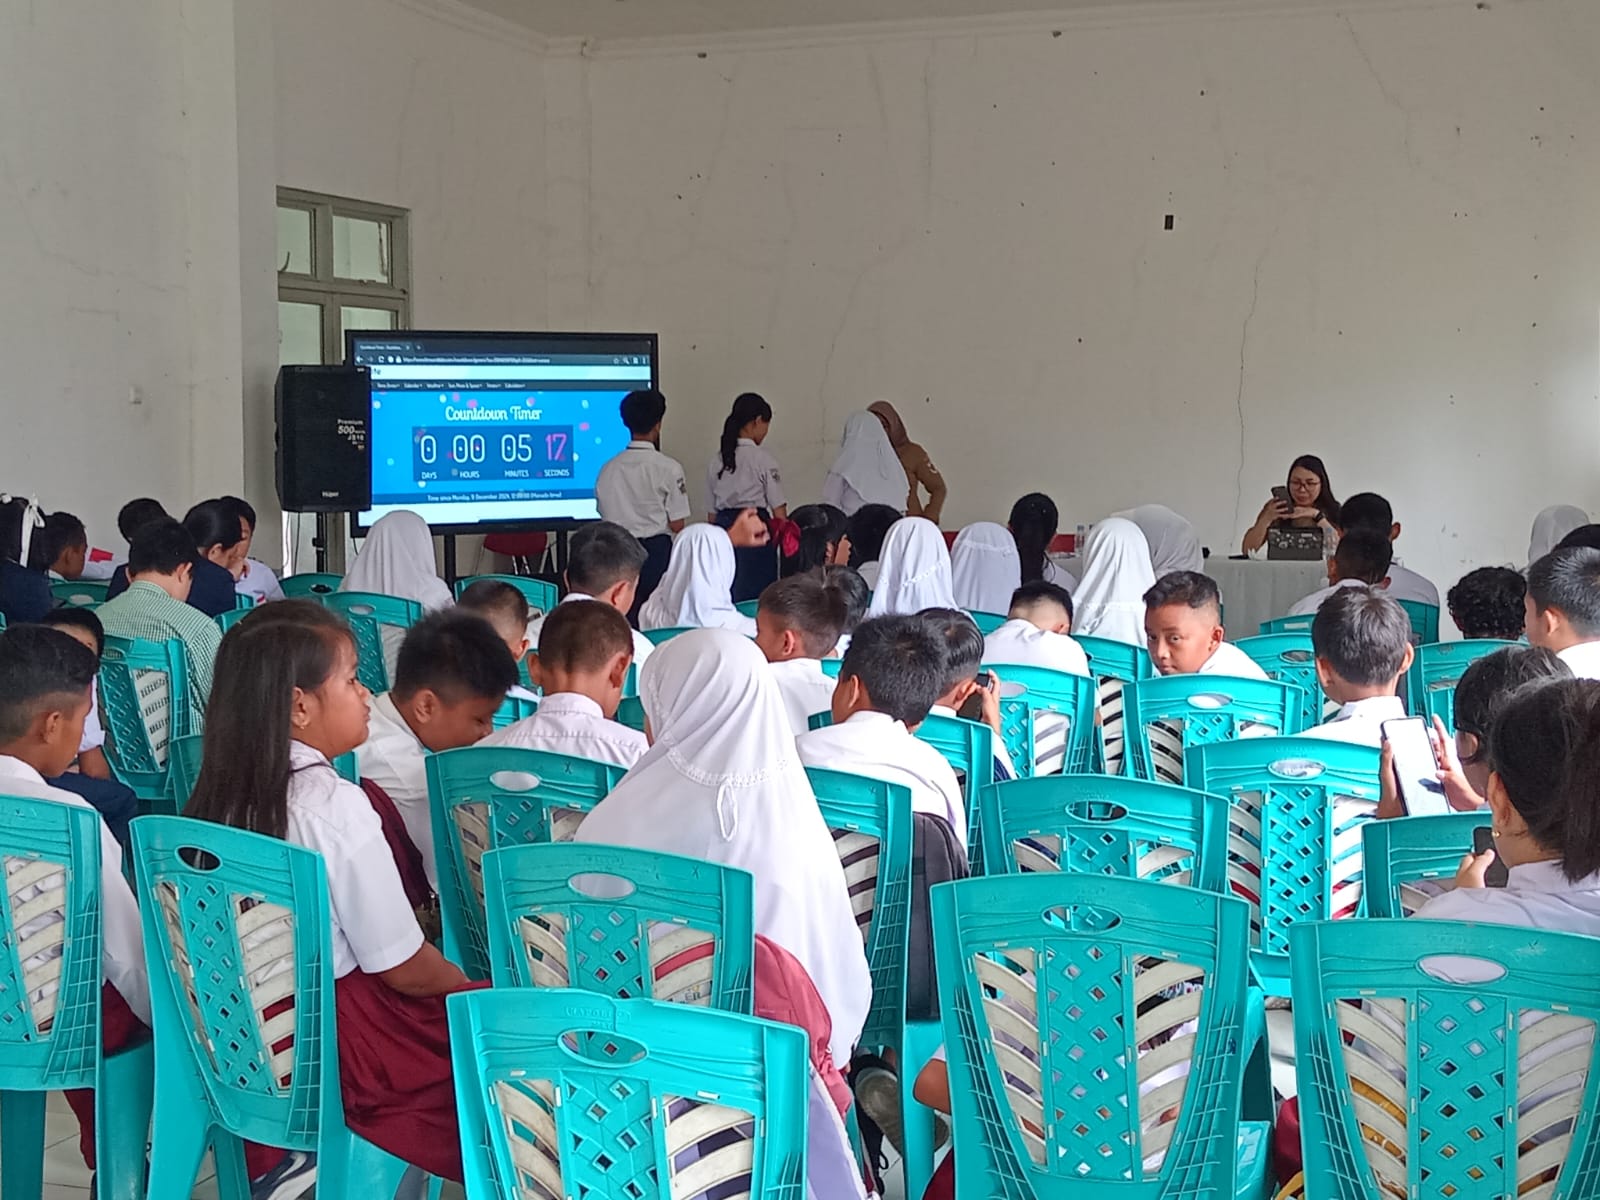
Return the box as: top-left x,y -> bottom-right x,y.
0,493 -> 44,567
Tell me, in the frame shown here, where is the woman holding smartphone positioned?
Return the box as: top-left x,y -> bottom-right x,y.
1240,454 -> 1341,554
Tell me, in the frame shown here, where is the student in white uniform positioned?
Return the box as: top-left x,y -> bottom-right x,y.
1112,504 -> 1204,578
822,411 -> 909,516
1142,572 -> 1267,680
824,563 -> 871,657
1525,547 -> 1600,680
221,496 -> 285,604
706,392 -> 786,521
1447,566 -> 1528,641
1287,528 -> 1392,618
984,581 -> 1091,677
1338,492 -> 1439,608
455,579 -> 539,701
638,524 -> 756,635
949,522 -> 1021,616
754,571 -> 850,736
921,608 -> 1018,782
0,626 -> 151,1177
528,521 -> 655,670
484,600 -> 645,766
1528,504 -> 1589,566
866,516 -> 957,618
795,614 -> 967,848
1071,517 -> 1156,645
356,611 -> 518,889
843,503 -> 901,590
1299,586 -> 1412,746
594,389 -> 691,615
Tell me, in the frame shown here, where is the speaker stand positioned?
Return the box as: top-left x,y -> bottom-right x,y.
313,513 -> 333,574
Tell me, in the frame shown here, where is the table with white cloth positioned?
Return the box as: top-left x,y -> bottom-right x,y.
1205,558 -> 1327,638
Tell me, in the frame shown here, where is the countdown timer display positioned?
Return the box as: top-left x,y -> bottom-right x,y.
412,424 -> 575,484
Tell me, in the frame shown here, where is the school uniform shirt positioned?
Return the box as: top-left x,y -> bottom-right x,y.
79,679 -> 105,754
355,693 -> 438,890
706,439 -> 785,516
595,441 -> 692,540
1382,561 -> 1439,608
767,658 -> 838,737
235,557 -> 285,603
527,592 -> 654,671
1413,859 -> 1600,982
0,755 -> 150,1024
286,740 -> 425,979
1197,641 -> 1270,680
1287,576 -> 1370,618
481,692 -> 648,768
795,710 -> 967,849
1300,694 -> 1406,747
0,560 -> 53,624
1558,641 -> 1600,681
97,579 -> 222,735
981,621 -> 1090,775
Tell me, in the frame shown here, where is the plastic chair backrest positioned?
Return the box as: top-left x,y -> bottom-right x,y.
453,573 -> 558,615
805,766 -> 913,1048
621,662 -> 639,698
1234,633 -> 1325,729
616,696 -> 645,732
735,599 -> 760,618
1396,599 -> 1441,645
215,608 -> 251,634
427,746 -> 627,981
642,625 -> 694,646
321,591 -> 423,693
51,579 -> 108,607
968,610 -> 1008,635
933,872 -> 1256,1197
482,843 -> 755,1010
279,572 -> 343,598
449,989 -> 810,1200
233,593 -> 256,612
981,662 -> 1098,776
1290,918 -> 1600,1199
820,657 -> 843,678
99,633 -> 191,804
492,694 -> 537,730
0,792 -> 104,1089
916,712 -> 995,869
1405,638 -> 1520,734
980,773 -> 1229,892
1074,635 -> 1153,775
1121,673 -> 1306,784
1184,736 -> 1379,989
168,734 -> 356,805
1359,811 -> 1491,918
1258,614 -> 1314,635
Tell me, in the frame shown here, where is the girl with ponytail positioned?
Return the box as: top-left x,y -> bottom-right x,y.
1008,492 -> 1075,590
705,392 -> 784,521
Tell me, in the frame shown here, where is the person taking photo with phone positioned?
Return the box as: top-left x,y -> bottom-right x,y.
1240,453 -> 1341,555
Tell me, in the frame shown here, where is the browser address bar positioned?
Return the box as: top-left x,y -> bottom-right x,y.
369,364 -> 654,382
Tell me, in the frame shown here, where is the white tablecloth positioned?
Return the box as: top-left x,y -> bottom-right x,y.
1206,558 -> 1327,638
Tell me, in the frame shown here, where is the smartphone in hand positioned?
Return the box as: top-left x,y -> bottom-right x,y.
1472,825 -> 1509,888
1382,717 -> 1450,817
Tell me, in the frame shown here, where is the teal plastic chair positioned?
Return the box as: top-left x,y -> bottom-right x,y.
1396,598 -> 1441,645
1075,635 -> 1154,775
453,573 -> 558,615
131,815 -> 438,1200
820,657 -> 843,678
167,734 -> 357,806
735,598 -> 760,618
1121,674 -> 1306,784
642,625 -> 693,646
968,610 -> 1008,635
621,662 -> 639,698
0,793 -> 153,1200
981,663 -> 1098,776
491,694 -> 537,730
99,634 -> 191,810
279,572 -> 343,598
449,989 -> 810,1200
616,696 -> 645,732
932,873 -> 1271,1199
1258,614 -> 1314,635
1289,918 -> 1600,1200
1235,633 -> 1326,730
1359,811 -> 1490,918
482,842 -> 755,1010
321,591 -> 424,694
1405,638 -> 1520,734
51,579 -> 109,607
1185,736 -> 1379,995
215,607 -> 250,634
427,746 -> 627,981
232,593 -> 255,612
917,711 -> 996,871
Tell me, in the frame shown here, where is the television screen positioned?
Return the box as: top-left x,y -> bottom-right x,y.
347,330 -> 657,533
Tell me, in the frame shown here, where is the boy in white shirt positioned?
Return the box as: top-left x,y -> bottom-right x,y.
755,570 -> 850,735
594,389 -> 691,618
1301,586 -> 1412,746
357,610 -> 519,889
529,520 -> 656,671
1525,547 -> 1600,680
920,608 -> 1018,782
455,579 -> 540,702
1287,529 -> 1393,618
983,581 -> 1091,677
796,614 -> 967,847
484,600 -> 646,767
824,563 -> 870,657
1142,572 -> 1268,680
221,495 -> 285,603
1339,492 -> 1439,607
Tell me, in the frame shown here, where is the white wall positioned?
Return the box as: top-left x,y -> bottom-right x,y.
545,0 -> 1600,591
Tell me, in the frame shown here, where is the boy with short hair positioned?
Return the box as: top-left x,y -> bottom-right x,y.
219,495 -> 285,603
1287,529 -> 1394,617
795,614 -> 967,847
594,390 -> 691,615
455,579 -> 539,701
754,571 -> 849,735
484,600 -> 646,768
1524,546 -> 1600,679
1447,566 -> 1527,641
1338,491 -> 1439,606
982,581 -> 1090,677
530,520 -> 656,669
1302,586 -> 1413,745
920,608 -> 1017,781
823,564 -> 870,655
30,511 -> 88,579
357,610 -> 519,887
1142,571 -> 1267,679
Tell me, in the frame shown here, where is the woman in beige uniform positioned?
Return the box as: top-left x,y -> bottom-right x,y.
868,400 -> 947,524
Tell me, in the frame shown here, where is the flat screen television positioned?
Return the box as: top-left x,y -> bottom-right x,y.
347,330 -> 658,533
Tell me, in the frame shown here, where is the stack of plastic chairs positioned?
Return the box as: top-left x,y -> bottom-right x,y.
99,634 -> 191,810
279,572 -> 343,598
981,663 -> 1098,777
1359,811 -> 1490,918
1121,674 -> 1306,784
1405,638 -> 1520,734
320,591 -> 423,694
453,573 -> 559,615
1235,632 -> 1326,729
1074,635 -> 1154,774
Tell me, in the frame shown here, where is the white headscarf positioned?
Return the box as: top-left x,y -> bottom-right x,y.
866,517 -> 957,618
823,412 -> 907,514
638,524 -> 756,635
574,630 -> 871,1066
1529,505 -> 1589,564
949,522 -> 1021,614
1113,504 -> 1204,578
1071,517 -> 1157,646
340,511 -> 453,611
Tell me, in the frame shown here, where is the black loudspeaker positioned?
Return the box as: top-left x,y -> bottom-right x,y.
275,365 -> 372,513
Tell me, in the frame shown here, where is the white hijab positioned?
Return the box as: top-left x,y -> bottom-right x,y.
866,517 -> 957,618
949,522 -> 1021,614
1529,505 -> 1589,564
340,511 -> 453,611
638,524 -> 756,635
1113,504 -> 1204,578
824,412 -> 907,513
574,630 -> 871,1066
1071,517 -> 1157,646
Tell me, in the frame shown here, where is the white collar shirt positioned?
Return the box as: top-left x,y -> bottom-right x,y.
355,692 -> 436,889
1300,694 -> 1406,747
1413,860 -> 1600,982
235,557 -> 285,603
706,438 -> 785,516
983,619 -> 1090,677
528,591 -> 654,670
1558,641 -> 1600,681
481,692 -> 648,768
1197,641 -> 1270,680
767,657 -> 839,737
1288,577 -> 1370,618
1383,560 -> 1439,608
595,441 -> 691,539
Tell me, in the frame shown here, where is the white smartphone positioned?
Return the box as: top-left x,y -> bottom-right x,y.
1382,716 -> 1450,817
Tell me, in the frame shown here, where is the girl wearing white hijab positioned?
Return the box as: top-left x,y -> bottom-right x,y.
1529,505 -> 1590,565
821,412 -> 909,516
574,630 -> 871,1199
1071,517 -> 1157,646
1112,504 -> 1204,579
340,510 -> 453,611
949,521 -> 1022,614
865,517 -> 957,618
637,524 -> 757,635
